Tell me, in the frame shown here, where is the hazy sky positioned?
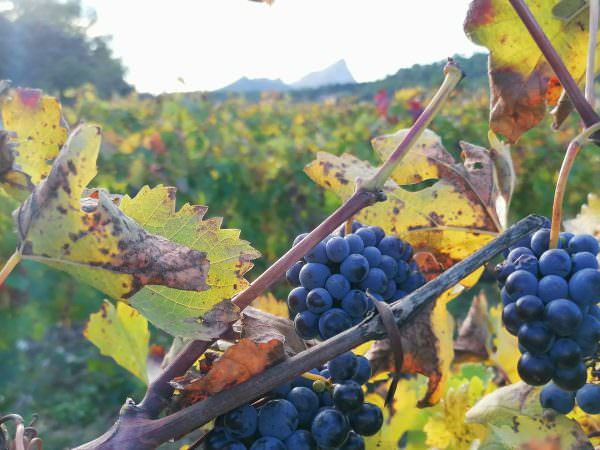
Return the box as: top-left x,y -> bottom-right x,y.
85,0 -> 483,94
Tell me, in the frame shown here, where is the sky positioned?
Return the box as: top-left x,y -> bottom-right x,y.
85,0 -> 483,94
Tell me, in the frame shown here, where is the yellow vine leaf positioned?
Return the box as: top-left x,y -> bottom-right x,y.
489,304 -> 520,384
120,185 -> 261,339
84,300 -> 149,384
13,125 -> 211,304
467,382 -> 592,450
1,88 -> 67,183
0,131 -> 34,201
251,293 -> 289,319
464,0 -> 600,141
564,193 -> 600,239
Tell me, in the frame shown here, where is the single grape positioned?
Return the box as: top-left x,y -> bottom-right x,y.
318,308 -> 353,340
287,387 -> 320,428
356,228 -> 377,247
306,288 -> 333,314
294,311 -> 320,339
569,268 -> 600,306
250,437 -> 286,450
399,272 -> 426,292
257,399 -> 299,440
394,260 -> 410,284
531,229 -> 551,257
311,408 -> 350,449
288,287 -> 309,315
348,403 -> 384,436
305,242 -> 329,264
224,404 -> 258,438
540,383 -> 575,414
568,234 -> 599,255
344,234 -> 364,254
573,315 -> 600,356
377,236 -> 405,260
379,255 -> 398,279
400,243 -> 414,262
505,270 -> 538,300
571,252 -> 599,273
293,233 -> 309,247
363,246 -> 382,268
328,352 -> 358,382
539,249 -> 571,278
537,275 -> 568,304
299,263 -> 331,290
507,247 -> 534,264
340,255 -> 370,283
518,321 -> 555,354
515,295 -> 544,321
339,431 -> 365,450
325,274 -> 351,301
575,384 -> 600,414
553,361 -> 587,391
517,353 -> 554,385
359,268 -> 388,294
368,226 -> 385,245
382,279 -> 397,301
502,302 -> 523,336
514,254 -> 539,276
319,389 -> 333,407
501,286 -> 514,306
549,338 -> 582,369
326,237 -> 351,263
285,430 -> 317,450
495,261 -> 516,285
341,290 -> 369,318
352,356 -> 371,385
286,261 -> 304,287
271,381 -> 292,398
205,428 -> 236,450
544,299 -> 583,336
333,380 -> 364,412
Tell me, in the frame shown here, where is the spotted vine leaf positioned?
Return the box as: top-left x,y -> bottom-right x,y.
1,88 -> 68,184
464,0 -> 600,142
84,300 -> 150,384
13,124 -> 210,300
119,185 -> 260,339
564,193 -> 600,239
306,129 -> 508,405
466,382 -> 593,449
171,337 -> 285,405
0,130 -> 34,201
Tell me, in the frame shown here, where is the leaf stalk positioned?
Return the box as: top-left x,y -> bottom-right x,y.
0,250 -> 21,287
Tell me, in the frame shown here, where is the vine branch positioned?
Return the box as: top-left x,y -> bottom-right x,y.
74,215 -> 546,450
136,58 -> 464,419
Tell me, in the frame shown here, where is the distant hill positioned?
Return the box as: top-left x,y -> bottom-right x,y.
292,60 -> 356,89
218,76 -> 289,93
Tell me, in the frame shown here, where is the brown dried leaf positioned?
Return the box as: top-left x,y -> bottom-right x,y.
454,292 -> 490,363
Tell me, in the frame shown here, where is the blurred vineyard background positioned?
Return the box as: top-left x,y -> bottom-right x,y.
2,1 -> 600,448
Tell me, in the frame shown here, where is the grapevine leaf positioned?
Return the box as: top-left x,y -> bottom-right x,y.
365,296 -> 455,407
119,185 -> 260,339
1,88 -> 68,183
235,306 -> 306,356
306,129 -> 507,405
14,125 -> 210,300
488,303 -> 520,383
454,292 -> 491,363
564,193 -> 600,239
171,337 -> 284,405
251,293 -> 290,319
467,382 -> 593,450
0,130 -> 33,201
84,300 -> 149,383
464,0 -> 600,142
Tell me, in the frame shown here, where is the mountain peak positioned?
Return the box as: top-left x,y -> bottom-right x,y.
292,59 -> 356,89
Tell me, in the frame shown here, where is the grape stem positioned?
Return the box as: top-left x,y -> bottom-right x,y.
134,60 -> 464,420
549,123 -> 600,248
359,59 -> 463,191
72,215 -> 545,450
509,0 -> 600,130
586,0 -> 599,106
0,251 -> 21,287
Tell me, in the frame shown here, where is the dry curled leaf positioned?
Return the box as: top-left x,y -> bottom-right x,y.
454,292 -> 490,363
172,337 -> 284,404
464,0 -> 600,142
14,125 -> 210,300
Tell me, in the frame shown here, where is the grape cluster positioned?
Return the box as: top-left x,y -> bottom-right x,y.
204,352 -> 382,449
495,223 -> 600,414
286,221 -> 425,340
